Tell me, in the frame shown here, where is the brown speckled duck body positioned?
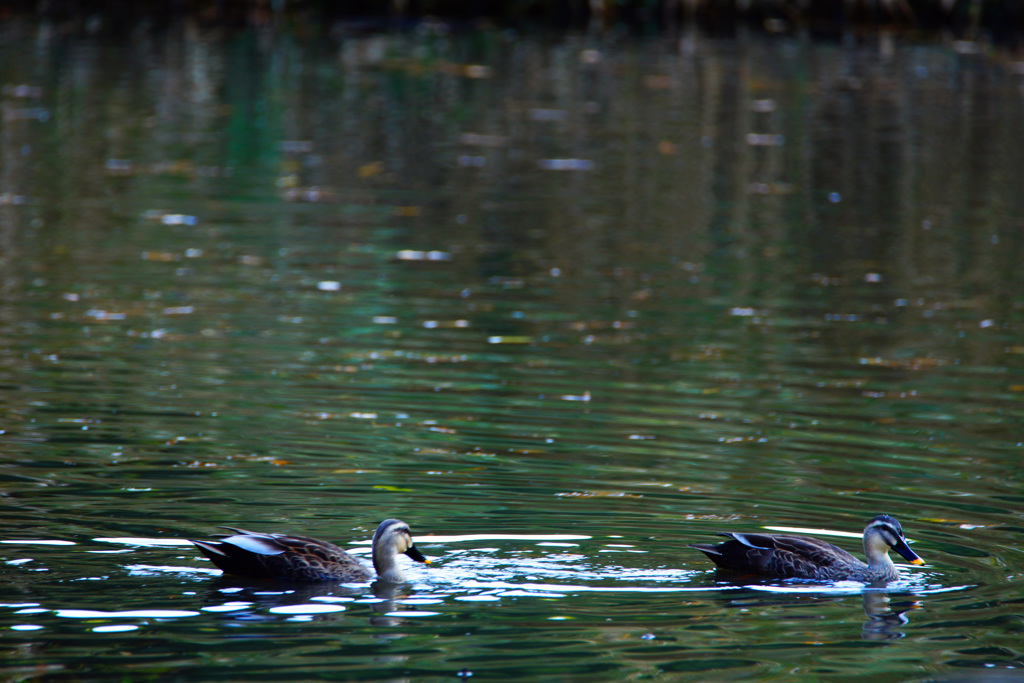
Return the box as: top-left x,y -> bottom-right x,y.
190,518 -> 429,583
689,515 -> 924,582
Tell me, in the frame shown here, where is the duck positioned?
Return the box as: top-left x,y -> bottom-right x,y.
190,518 -> 429,583
689,514 -> 924,582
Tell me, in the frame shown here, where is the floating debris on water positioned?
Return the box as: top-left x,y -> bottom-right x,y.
395,250 -> 452,261
6,107 -> 49,121
746,133 -> 784,146
279,140 -> 313,153
746,182 -> 793,195
4,84 -> 43,98
460,133 -> 507,147
528,108 -> 568,122
463,65 -> 491,79
283,186 -> 336,202
487,336 -> 532,344
140,211 -> 197,225
538,158 -> 594,171
645,74 -> 673,89
358,161 -> 382,177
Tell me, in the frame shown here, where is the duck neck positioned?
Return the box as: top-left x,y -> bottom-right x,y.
863,538 -> 896,576
372,540 -> 405,583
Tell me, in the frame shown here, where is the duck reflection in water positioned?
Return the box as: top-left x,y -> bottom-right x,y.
861,590 -> 921,641
197,577 -> 422,626
366,580 -> 417,627
695,589 -> 922,641
198,577 -> 356,622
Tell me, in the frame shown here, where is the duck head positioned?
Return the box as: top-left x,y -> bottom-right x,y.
372,518 -> 429,582
864,514 -> 924,566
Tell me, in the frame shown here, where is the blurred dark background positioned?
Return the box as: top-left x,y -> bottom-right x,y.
7,0 -> 1024,42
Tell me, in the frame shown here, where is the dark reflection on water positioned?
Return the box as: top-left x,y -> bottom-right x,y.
861,590 -> 918,641
1,16 -> 1024,682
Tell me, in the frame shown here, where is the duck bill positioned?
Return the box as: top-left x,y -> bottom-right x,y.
893,537 -> 924,565
405,545 -> 430,565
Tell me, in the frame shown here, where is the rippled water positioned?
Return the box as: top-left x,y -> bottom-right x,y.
2,19 -> 1024,681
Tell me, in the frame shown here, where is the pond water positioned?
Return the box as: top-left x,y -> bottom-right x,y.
2,18 -> 1024,681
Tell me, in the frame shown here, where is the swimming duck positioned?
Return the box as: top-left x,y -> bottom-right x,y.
190,518 -> 429,583
689,514 -> 924,582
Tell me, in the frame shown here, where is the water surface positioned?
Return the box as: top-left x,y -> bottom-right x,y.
1,20 -> 1023,681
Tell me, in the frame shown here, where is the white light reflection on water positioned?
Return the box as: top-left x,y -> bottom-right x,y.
117,534 -> 960,603
4,535 -> 959,632
1,540 -> 76,545
423,545 -> 699,588
354,533 -> 591,545
92,625 -> 139,633
267,604 -> 345,615
125,564 -> 220,577
88,549 -> 137,554
1,548 -> 967,633
95,538 -> 195,547
454,595 -> 501,602
200,602 -> 252,613
55,609 -> 200,619
449,580 -> 736,594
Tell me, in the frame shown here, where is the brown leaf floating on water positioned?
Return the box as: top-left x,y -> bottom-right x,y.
555,491 -> 644,499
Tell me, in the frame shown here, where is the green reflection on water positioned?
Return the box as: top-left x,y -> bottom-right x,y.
0,21 -> 1023,682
